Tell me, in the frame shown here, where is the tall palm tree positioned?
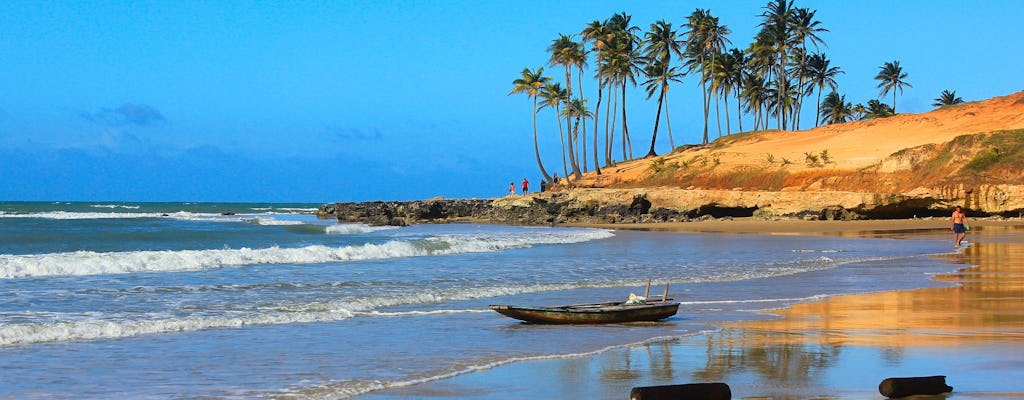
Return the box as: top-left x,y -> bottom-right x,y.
806,52 -> 842,127
509,67 -> 553,183
875,60 -> 911,113
642,59 -> 684,157
819,91 -> 852,125
606,13 -> 641,161
539,82 -> 569,179
684,9 -> 730,144
642,20 -> 683,157
726,48 -> 747,133
549,34 -> 585,179
789,7 -> 827,130
583,19 -> 612,175
759,0 -> 796,130
933,89 -> 964,107
741,71 -> 768,131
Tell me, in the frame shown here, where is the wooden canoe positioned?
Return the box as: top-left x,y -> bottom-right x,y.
489,301 -> 679,324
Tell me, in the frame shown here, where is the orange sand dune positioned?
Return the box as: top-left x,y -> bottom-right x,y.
579,90 -> 1024,186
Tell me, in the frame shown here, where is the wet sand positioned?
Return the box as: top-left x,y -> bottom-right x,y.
365,220 -> 1024,399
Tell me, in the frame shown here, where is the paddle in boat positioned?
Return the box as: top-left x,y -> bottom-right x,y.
489,280 -> 679,324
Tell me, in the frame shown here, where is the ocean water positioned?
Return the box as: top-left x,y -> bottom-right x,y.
0,202 -> 956,399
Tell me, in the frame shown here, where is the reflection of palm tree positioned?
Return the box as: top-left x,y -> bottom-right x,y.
509,67 -> 553,183
875,60 -> 911,113
932,89 -> 964,107
539,82 -> 569,179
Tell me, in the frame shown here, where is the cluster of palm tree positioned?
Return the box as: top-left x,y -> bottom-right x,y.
510,0 -> 949,184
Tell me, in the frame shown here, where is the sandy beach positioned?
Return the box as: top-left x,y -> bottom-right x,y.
366,219 -> 1024,399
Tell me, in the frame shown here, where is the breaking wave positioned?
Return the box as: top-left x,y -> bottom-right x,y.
0,229 -> 614,279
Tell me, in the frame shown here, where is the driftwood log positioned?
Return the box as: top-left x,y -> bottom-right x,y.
879,375 -> 953,398
630,382 -> 731,400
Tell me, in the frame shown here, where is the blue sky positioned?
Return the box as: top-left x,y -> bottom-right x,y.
2,1 -> 1022,202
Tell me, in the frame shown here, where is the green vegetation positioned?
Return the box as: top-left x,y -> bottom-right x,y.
964,130 -> 1024,173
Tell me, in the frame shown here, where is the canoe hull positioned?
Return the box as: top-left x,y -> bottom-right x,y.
489,302 -> 679,324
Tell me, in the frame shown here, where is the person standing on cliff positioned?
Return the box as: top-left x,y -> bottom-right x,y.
521,178 -> 529,195
509,182 -> 515,196
952,206 -> 969,247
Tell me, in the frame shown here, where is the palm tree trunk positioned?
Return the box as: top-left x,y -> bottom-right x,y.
621,82 -> 632,160
723,92 -> 731,135
531,97 -> 552,182
736,89 -> 743,133
700,59 -> 709,144
815,90 -> 822,127
607,84 -> 618,166
646,87 -> 665,158
556,106 -> 568,180
577,66 -> 588,173
665,95 -> 675,150
592,80 -> 603,175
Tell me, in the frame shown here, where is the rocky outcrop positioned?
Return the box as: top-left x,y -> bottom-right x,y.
317,184 -> 1024,227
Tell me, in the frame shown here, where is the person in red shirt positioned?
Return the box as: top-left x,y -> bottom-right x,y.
521,178 -> 529,194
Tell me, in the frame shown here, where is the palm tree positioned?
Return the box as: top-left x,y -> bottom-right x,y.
875,60 -> 911,113
509,67 -> 553,183
789,7 -> 828,129
933,89 -> 964,107
549,34 -> 585,179
726,48 -> 746,133
759,0 -> 796,130
539,82 -> 569,180
563,98 -> 592,164
642,20 -> 683,157
606,13 -> 641,161
864,99 -> 894,119
819,91 -> 852,125
642,59 -> 684,157
684,9 -> 730,143
741,71 -> 768,131
806,53 -> 842,127
583,19 -> 611,175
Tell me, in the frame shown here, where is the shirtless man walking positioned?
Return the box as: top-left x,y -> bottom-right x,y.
951,206 -> 969,247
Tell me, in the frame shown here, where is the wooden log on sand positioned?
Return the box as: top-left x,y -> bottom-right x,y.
630,382 -> 731,400
879,375 -> 953,398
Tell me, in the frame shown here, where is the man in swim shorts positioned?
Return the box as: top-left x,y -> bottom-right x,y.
951,206 -> 968,247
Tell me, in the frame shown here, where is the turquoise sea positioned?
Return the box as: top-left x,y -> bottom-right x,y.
0,202 -> 957,398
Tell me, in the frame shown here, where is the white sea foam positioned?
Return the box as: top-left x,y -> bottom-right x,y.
0,229 -> 614,279
0,309 -> 355,347
325,224 -> 399,234
246,217 -> 305,226
89,204 -> 141,210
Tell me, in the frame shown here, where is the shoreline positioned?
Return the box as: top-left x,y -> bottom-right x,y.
364,219 -> 1024,399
